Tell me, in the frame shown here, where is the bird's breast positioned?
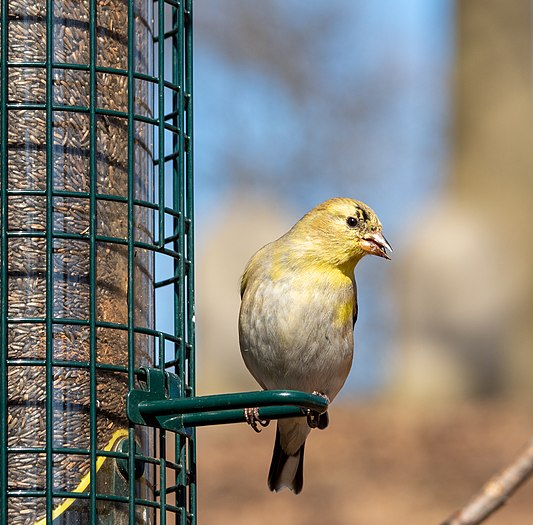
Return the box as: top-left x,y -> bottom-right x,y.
239,266 -> 355,398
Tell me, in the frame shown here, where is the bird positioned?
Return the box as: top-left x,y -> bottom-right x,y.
238,197 -> 391,494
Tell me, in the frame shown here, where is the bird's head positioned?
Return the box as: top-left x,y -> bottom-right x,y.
290,197 -> 392,268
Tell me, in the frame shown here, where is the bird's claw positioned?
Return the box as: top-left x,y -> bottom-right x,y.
244,407 -> 270,433
307,412 -> 320,429
307,391 -> 330,429
311,391 -> 330,402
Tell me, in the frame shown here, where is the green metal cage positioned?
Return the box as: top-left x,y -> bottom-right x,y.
0,1 -> 330,523
0,0 -> 195,522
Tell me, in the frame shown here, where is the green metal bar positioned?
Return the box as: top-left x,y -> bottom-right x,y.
5,360 -> 129,374
7,446 -> 133,459
6,316 -> 183,344
5,61 -> 48,68
5,102 -> 159,125
162,206 -> 181,219
154,150 -> 180,164
163,110 -> 180,122
138,390 -> 328,417
159,27 -> 180,41
163,0 -> 180,9
160,437 -> 167,525
6,189 -> 157,207
184,1 -> 196,519
180,1 -> 187,520
180,405 -> 317,428
128,368 -> 329,435
129,389 -> 328,435
45,0 -> 54,520
4,230 -> 183,264
4,188 -> 157,207
157,0 -> 165,249
163,122 -> 180,134
5,189 -> 47,196
6,60 -> 161,84
154,273 -> 181,289
7,489 -> 132,504
6,491 -> 46,498
126,0 -> 136,523
0,0 -> 8,520
173,1 -> 189,522
88,0 -> 98,520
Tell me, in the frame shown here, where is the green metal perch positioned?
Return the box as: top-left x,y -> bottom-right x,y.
127,368 -> 329,435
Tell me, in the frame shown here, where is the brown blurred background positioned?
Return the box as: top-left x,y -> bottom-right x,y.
192,1 -> 533,523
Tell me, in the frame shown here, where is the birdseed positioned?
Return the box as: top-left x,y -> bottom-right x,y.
5,0 -> 155,522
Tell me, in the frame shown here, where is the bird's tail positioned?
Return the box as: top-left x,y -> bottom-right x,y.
267,426 -> 305,494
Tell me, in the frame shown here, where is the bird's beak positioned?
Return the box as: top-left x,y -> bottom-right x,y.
360,232 -> 392,260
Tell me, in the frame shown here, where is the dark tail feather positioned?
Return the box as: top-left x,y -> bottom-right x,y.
268,427 -> 305,494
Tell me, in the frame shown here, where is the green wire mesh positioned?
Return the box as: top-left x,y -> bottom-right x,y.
0,0 -> 195,523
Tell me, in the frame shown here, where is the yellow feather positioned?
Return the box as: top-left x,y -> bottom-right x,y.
335,301 -> 353,327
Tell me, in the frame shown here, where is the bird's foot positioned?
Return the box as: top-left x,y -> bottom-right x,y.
311,391 -> 330,402
307,391 -> 330,429
244,407 -> 270,433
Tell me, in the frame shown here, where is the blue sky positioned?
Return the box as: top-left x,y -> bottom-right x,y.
192,0 -> 454,394
194,0 -> 453,218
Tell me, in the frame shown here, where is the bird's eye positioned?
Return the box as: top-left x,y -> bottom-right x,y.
346,216 -> 358,228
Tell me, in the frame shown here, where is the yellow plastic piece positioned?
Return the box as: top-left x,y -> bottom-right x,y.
34,429 -> 129,525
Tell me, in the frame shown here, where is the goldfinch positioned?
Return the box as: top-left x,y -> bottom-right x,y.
239,197 -> 391,494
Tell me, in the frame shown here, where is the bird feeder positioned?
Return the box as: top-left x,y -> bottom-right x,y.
1,0 -> 195,522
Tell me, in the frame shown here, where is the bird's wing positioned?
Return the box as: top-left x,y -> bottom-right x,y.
240,270 -> 248,298
240,244 -> 272,298
352,279 -> 358,327
240,254 -> 256,298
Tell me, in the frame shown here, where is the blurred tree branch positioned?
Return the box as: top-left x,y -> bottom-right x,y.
442,437 -> 533,525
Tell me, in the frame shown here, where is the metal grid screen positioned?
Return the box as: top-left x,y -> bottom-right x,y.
0,0 -> 195,523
